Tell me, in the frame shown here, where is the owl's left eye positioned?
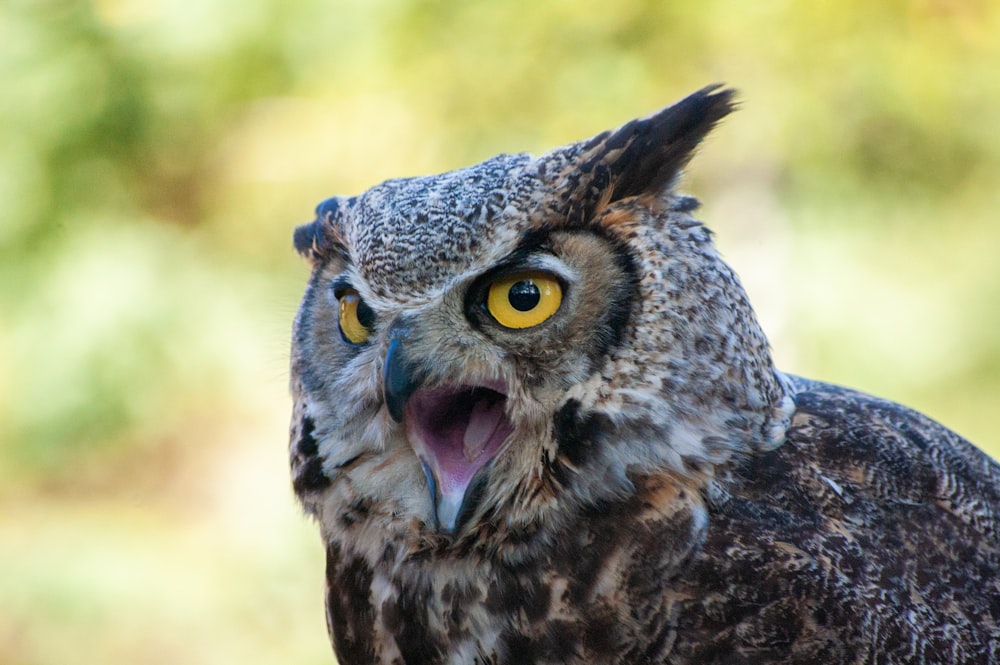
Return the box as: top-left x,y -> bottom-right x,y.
486,271 -> 563,329
337,289 -> 375,345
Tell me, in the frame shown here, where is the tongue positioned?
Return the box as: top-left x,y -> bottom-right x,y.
463,396 -> 504,461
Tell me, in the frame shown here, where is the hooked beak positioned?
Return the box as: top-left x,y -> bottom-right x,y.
384,336 -> 419,423
382,331 -> 513,534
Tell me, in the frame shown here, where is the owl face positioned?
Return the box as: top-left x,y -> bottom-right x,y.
290,86 -> 793,554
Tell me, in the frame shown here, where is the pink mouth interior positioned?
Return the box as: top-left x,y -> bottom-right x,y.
405,383 -> 513,500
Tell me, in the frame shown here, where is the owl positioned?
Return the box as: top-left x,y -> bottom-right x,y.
288,86 -> 1000,664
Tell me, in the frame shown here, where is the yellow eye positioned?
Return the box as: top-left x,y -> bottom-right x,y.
486,271 -> 562,329
338,289 -> 374,345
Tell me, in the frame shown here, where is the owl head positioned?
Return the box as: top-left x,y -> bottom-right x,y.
290,86 -> 793,558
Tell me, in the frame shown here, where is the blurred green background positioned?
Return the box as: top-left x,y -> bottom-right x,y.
1,0 -> 997,663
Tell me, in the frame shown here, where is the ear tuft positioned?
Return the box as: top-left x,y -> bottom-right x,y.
602,84 -> 735,202
293,196 -> 349,264
293,220 -> 326,260
538,85 -> 736,224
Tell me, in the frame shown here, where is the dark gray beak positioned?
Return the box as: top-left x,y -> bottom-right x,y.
383,333 -> 420,422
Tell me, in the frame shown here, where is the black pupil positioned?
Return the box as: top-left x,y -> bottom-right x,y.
356,299 -> 376,329
508,280 -> 540,312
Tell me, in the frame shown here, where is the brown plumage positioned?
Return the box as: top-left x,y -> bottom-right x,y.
288,86 -> 1000,664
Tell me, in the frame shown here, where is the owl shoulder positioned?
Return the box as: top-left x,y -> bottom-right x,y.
666,376 -> 1000,662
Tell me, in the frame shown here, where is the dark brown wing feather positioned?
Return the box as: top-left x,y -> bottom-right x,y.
667,376 -> 1000,664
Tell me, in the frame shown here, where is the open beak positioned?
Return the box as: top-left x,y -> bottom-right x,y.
383,334 -> 513,533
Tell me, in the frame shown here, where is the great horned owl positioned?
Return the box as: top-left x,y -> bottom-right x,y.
288,86 -> 1000,664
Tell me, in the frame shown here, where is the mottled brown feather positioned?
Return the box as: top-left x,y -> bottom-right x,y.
308,380 -> 1000,664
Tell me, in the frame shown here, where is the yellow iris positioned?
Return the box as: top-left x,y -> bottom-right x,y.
338,289 -> 371,344
487,271 -> 562,329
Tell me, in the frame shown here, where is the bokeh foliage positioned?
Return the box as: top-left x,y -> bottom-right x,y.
1,0 -> 997,663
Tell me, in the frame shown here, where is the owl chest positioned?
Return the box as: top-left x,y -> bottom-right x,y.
322,474 -> 710,663
325,543 -> 655,665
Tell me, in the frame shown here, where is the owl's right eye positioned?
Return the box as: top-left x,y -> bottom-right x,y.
486,271 -> 563,329
337,289 -> 375,345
